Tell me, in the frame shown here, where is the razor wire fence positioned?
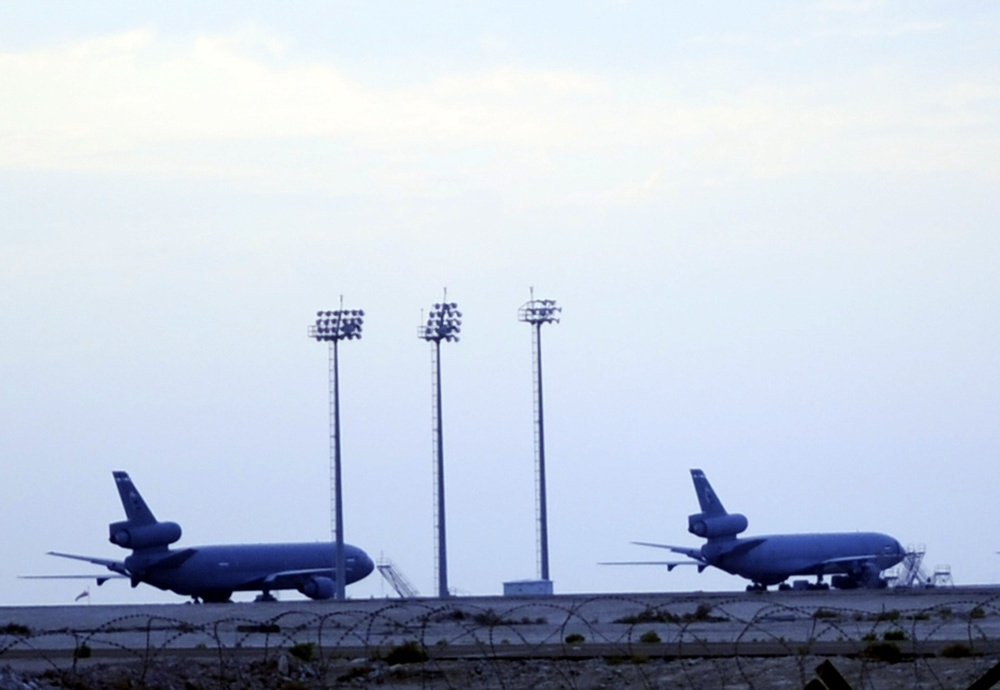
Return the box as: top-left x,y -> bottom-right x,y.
3,593 -> 1000,689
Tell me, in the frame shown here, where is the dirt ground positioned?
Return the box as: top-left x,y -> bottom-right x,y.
2,653 -> 998,690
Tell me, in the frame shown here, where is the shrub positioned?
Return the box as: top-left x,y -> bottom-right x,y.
970,606 -> 986,620
863,641 -> 901,663
73,643 -> 92,659
883,629 -> 907,641
288,642 -> 317,662
812,608 -> 840,620
638,630 -> 661,644
615,608 -> 676,624
0,623 -> 30,636
686,603 -> 726,622
472,609 -> 507,626
565,633 -> 585,644
432,609 -> 466,622
384,641 -> 428,665
940,643 -> 974,658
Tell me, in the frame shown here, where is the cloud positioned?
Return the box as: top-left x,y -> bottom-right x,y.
1,27 -> 997,204
817,0 -> 887,14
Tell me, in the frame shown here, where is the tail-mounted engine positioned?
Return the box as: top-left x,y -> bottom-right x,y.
688,512 -> 748,539
109,520 -> 182,550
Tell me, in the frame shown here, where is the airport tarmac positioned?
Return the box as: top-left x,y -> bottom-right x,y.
3,586 -> 1000,659
3,588 -> 1000,689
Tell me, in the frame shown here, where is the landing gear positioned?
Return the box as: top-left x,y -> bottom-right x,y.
255,591 -> 277,602
197,591 -> 233,604
801,576 -> 830,591
775,578 -> 831,592
831,575 -> 859,590
746,583 -> 767,592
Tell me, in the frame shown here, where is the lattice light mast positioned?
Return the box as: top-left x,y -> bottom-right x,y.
418,294 -> 462,598
308,299 -> 364,601
518,294 -> 561,582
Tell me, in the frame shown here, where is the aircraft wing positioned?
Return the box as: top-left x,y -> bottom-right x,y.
600,560 -> 704,572
816,554 -> 882,566
47,551 -> 129,575
259,568 -> 338,589
720,538 -> 767,557
601,541 -> 714,572
631,541 -> 706,562
810,553 -> 886,573
146,548 -> 198,569
24,552 -> 131,586
20,574 -> 127,585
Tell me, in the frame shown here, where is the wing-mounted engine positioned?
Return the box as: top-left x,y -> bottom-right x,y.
109,520 -> 182,550
300,576 -> 335,600
831,561 -> 887,590
688,512 -> 748,539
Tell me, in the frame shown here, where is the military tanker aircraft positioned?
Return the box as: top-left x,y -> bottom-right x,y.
609,469 -> 905,591
41,471 -> 374,602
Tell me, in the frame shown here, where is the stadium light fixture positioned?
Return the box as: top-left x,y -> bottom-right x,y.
308,297 -> 364,601
418,291 -> 462,597
518,290 -> 561,583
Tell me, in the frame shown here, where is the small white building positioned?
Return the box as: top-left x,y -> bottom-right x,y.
502,579 -> 553,597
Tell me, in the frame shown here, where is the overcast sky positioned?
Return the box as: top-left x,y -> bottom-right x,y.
3,1 -> 999,605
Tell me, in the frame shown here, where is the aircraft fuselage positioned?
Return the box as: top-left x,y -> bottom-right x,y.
126,542 -> 374,600
705,532 -> 904,586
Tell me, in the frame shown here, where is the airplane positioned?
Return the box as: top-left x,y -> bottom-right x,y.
40,471 -> 375,602
610,468 -> 905,591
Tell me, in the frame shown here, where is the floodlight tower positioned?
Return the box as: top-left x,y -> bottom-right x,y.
518,291 -> 561,582
308,297 -> 364,601
418,291 -> 462,598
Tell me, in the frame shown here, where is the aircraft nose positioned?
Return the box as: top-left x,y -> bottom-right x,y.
360,551 -> 375,578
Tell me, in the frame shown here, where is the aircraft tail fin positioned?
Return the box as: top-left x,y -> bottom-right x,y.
688,469 -> 749,540
108,472 -> 182,551
690,469 -> 727,516
113,471 -> 158,525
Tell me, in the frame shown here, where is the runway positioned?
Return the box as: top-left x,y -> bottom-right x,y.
3,586 -> 1000,668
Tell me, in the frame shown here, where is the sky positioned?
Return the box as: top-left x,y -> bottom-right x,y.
2,1 -> 999,605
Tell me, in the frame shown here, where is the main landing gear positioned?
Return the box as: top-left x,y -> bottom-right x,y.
773,577 -> 831,592
192,591 -> 233,604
